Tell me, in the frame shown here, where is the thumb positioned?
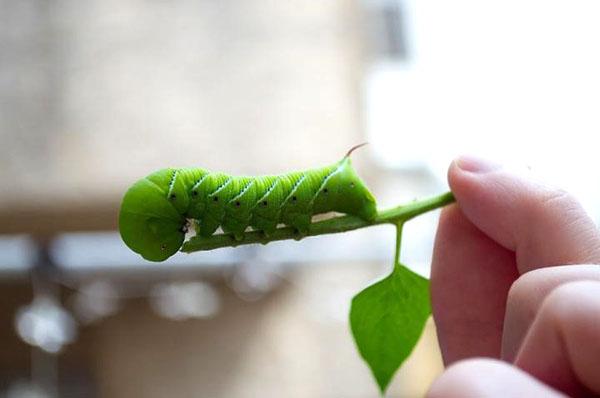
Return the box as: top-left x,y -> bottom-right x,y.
449,156 -> 600,273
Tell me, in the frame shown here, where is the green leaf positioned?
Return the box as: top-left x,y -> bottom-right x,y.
350,263 -> 431,394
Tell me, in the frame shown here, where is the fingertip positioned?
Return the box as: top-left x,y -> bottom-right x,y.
453,155 -> 503,174
427,358 -> 503,398
514,280 -> 600,395
446,158 -> 463,192
502,265 -> 600,362
447,157 -> 499,214
427,358 -> 565,398
447,157 -> 504,242
446,156 -> 600,272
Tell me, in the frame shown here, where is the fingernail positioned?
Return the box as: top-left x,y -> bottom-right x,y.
455,155 -> 502,173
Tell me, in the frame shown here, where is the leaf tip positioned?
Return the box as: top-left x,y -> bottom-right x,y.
375,372 -> 393,395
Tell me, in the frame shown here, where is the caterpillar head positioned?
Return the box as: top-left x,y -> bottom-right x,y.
333,158 -> 377,221
119,169 -> 187,262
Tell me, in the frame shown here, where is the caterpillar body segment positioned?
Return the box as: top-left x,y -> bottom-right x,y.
119,155 -> 377,262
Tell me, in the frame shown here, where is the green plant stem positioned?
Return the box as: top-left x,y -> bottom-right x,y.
181,191 -> 455,253
394,222 -> 404,270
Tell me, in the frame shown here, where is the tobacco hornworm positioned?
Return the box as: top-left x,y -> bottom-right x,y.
119,145 -> 377,262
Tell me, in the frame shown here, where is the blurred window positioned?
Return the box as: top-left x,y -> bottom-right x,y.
364,0 -> 600,220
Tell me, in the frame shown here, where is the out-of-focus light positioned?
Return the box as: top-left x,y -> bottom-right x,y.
5,380 -> 49,398
15,296 -> 77,354
149,281 -> 220,320
228,262 -> 281,302
0,235 -> 37,277
72,280 -> 120,324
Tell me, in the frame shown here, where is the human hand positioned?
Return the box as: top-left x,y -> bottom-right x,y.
427,157 -> 600,397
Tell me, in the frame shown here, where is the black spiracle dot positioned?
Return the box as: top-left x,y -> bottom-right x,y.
192,191 -> 198,197
262,200 -> 268,206
169,194 -> 176,200
235,201 -> 241,207
323,188 -> 328,194
160,244 -> 167,250
292,196 -> 297,202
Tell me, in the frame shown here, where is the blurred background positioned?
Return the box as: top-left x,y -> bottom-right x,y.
2,1 -> 600,397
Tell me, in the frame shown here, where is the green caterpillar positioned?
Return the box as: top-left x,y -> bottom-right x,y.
119,145 -> 377,262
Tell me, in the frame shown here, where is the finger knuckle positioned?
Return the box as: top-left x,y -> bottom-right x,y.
535,187 -> 581,219
541,281 -> 600,324
507,269 -> 550,313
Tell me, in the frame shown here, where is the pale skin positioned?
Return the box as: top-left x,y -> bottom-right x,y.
427,157 -> 600,397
